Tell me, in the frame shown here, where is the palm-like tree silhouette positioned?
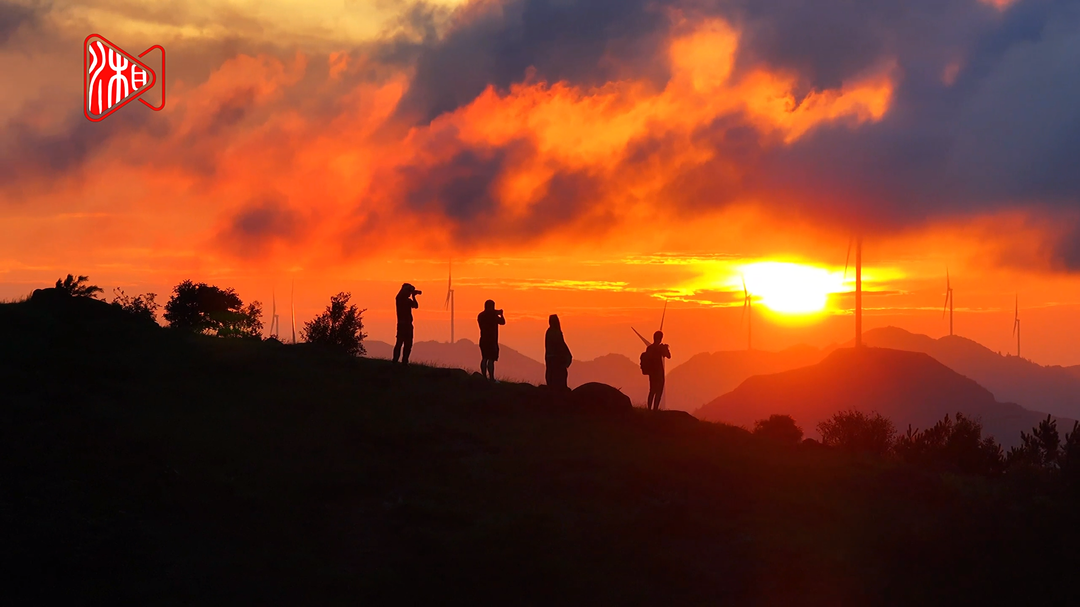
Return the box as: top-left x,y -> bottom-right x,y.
55,274 -> 104,299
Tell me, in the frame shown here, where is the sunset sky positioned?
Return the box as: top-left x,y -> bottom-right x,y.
3,0 -> 1080,365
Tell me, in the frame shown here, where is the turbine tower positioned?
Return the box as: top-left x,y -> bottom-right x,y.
741,274 -> 752,351
943,269 -> 954,337
856,236 -> 863,347
1012,295 -> 1021,358
444,259 -> 456,344
290,279 -> 297,345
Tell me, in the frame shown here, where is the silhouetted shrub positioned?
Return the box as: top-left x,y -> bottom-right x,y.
817,410 -> 895,456
302,292 -> 367,356
112,288 -> 159,323
1007,415 -> 1061,469
163,280 -> 263,338
55,274 -> 103,299
893,413 -> 1004,475
753,414 -> 803,445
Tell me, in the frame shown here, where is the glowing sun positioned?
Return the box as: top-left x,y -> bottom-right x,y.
738,262 -> 845,315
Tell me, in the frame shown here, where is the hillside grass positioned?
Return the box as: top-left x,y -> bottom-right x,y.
1,298 -> 1077,605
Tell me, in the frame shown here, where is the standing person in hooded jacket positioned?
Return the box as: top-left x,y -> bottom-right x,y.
545,314 -> 573,391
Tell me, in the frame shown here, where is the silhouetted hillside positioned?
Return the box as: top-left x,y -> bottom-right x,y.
696,347 -> 1071,448
366,339 -> 545,383
862,327 -> 1080,419
665,345 -> 830,412
6,296 -> 1080,604
367,340 -> 649,403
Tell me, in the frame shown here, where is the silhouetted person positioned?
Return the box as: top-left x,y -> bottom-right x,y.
477,300 -> 505,381
643,330 -> 671,410
545,314 -> 572,391
393,283 -> 420,364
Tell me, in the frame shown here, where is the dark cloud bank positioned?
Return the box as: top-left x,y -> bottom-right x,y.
391,0 -> 1080,264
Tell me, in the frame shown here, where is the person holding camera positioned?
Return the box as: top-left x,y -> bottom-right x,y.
393,283 -> 421,364
477,299 -> 506,381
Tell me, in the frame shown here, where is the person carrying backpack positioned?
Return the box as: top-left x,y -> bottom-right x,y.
641,330 -> 671,410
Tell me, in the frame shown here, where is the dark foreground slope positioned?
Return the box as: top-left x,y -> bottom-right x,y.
2,299 -> 1079,605
696,347 -> 1070,448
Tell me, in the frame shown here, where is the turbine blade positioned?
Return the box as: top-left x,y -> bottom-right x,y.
843,236 -> 853,281
943,293 -> 949,319
660,300 -> 668,332
631,326 -> 651,347
741,274 -> 748,298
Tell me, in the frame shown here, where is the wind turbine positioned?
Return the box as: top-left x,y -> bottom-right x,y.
843,236 -> 865,347
444,259 -> 455,344
740,274 -> 752,351
1012,294 -> 1021,358
943,270 -> 954,337
269,287 -> 281,339
632,300 -> 667,347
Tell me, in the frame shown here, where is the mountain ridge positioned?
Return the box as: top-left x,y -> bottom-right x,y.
860,326 -> 1080,419
694,347 -> 1073,448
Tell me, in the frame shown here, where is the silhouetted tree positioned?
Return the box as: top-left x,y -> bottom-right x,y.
817,410 -> 895,457
1008,415 -> 1061,469
163,279 -> 262,338
753,414 -> 803,445
894,413 -> 1004,475
303,292 -> 367,356
112,288 -> 159,323
1060,422 -> 1080,487
55,274 -> 103,299
219,301 -> 263,339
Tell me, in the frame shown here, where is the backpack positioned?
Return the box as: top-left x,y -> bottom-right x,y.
640,348 -> 659,375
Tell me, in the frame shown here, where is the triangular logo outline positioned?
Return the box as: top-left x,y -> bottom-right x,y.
84,34 -> 157,122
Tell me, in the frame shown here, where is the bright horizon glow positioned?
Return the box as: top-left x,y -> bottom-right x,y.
738,261 -> 847,315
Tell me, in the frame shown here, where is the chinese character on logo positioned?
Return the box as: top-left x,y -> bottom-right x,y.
84,34 -> 166,122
